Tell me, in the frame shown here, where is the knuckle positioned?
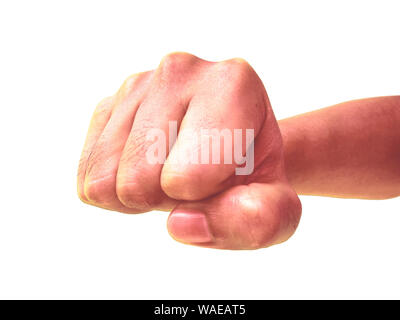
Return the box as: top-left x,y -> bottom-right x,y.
160,172 -> 177,197
119,74 -> 140,96
160,51 -> 196,66
216,57 -> 256,87
222,57 -> 252,76
116,181 -> 151,209
93,96 -> 114,117
157,52 -> 198,79
116,182 -> 133,206
84,179 -> 105,203
215,57 -> 265,116
161,170 -> 198,200
226,57 -> 251,69
118,71 -> 150,97
84,173 -> 116,204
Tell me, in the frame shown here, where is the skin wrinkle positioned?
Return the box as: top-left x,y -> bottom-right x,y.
78,96 -> 115,201
85,173 -> 115,186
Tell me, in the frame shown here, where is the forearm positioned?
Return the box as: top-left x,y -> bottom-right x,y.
279,96 -> 400,199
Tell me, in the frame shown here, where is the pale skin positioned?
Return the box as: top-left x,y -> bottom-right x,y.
77,52 -> 400,250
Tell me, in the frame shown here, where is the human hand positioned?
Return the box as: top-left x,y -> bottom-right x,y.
78,52 -> 301,249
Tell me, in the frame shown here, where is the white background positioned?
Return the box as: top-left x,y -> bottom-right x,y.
0,0 -> 399,299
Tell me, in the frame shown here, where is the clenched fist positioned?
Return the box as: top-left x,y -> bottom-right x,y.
78,52 -> 301,250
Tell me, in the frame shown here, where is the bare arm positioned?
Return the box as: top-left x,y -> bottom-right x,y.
279,96 -> 400,199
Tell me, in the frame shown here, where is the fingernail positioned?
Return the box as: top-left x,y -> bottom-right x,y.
168,212 -> 213,244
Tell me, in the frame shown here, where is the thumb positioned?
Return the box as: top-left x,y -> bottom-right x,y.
167,181 -> 302,250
